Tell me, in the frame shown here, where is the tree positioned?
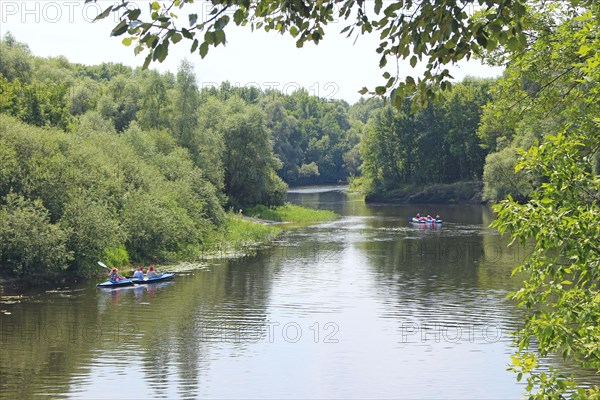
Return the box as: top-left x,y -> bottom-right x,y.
0,193 -> 72,284
360,102 -> 417,192
171,60 -> 200,149
489,3 -> 600,397
137,69 -> 173,130
221,99 -> 286,207
97,74 -> 140,132
0,33 -> 33,83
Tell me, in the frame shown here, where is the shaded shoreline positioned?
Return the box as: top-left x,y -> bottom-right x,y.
364,181 -> 484,204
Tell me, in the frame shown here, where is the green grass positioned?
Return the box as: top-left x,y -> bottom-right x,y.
167,204 -> 337,263
199,213 -> 281,259
246,203 -> 338,223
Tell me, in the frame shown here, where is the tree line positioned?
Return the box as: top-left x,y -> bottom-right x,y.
1,32 -> 504,285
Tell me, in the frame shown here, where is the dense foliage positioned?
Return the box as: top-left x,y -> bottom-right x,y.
0,113 -> 224,282
358,78 -> 492,197
486,2 -> 600,398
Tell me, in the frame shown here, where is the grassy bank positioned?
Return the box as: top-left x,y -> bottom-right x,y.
200,213 -> 282,258
363,181 -> 484,204
246,203 -> 338,224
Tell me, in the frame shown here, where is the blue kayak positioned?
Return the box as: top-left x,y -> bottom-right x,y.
408,217 -> 442,224
131,272 -> 175,284
97,278 -> 134,288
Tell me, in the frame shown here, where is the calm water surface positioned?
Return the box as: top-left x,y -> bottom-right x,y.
1,186 -> 598,399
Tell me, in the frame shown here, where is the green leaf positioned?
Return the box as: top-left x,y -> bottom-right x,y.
128,9 -> 141,21
204,31 -> 215,45
234,9 -> 245,25
289,26 -> 299,38
171,32 -> 182,44
153,43 -> 168,62
189,13 -> 198,26
122,37 -> 133,46
214,15 -> 230,31
190,38 -> 199,53
199,41 -> 209,58
383,2 -> 402,17
507,37 -> 519,51
313,31 -> 322,44
181,28 -> 194,39
215,30 -> 226,45
142,54 -> 152,69
410,55 -> 417,68
151,1 -> 160,11
94,5 -> 113,21
111,20 -> 129,37
379,56 -> 387,68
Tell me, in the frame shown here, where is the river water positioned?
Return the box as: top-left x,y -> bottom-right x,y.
0,186 -> 598,399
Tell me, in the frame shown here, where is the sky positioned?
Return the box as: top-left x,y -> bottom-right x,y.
0,1 -> 504,103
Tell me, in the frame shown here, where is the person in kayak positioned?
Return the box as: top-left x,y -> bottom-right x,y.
109,268 -> 124,282
147,265 -> 158,278
435,215 -> 441,221
133,266 -> 144,280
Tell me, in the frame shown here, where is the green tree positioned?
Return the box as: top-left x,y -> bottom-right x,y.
171,60 -> 200,149
489,3 -> 600,397
0,193 -> 72,284
360,103 -> 417,192
137,69 -> 173,130
196,96 -> 226,191
441,79 -> 491,181
222,99 -> 286,207
0,33 -> 33,83
97,74 -> 140,132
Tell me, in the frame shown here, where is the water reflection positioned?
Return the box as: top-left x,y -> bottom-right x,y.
1,187 -> 598,399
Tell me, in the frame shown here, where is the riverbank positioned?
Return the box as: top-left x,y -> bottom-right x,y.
0,204 -> 338,293
363,181 -> 484,204
245,203 -> 338,224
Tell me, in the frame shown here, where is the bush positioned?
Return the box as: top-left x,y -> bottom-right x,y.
482,147 -> 534,202
0,193 -> 72,284
103,246 -> 129,268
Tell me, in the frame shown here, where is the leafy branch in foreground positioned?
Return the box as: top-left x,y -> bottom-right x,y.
485,3 -> 600,398
493,131 -> 600,398
87,0 -> 536,107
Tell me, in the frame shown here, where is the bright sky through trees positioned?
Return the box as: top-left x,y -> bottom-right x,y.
0,0 -> 503,103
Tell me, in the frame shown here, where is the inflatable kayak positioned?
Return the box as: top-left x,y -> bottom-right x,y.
408,217 -> 442,224
97,278 -> 134,288
131,272 -> 175,284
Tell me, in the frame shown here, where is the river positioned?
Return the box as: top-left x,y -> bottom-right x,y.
0,186 -> 598,399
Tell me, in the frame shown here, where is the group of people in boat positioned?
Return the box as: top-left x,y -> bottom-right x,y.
414,213 -> 441,221
108,265 -> 157,281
